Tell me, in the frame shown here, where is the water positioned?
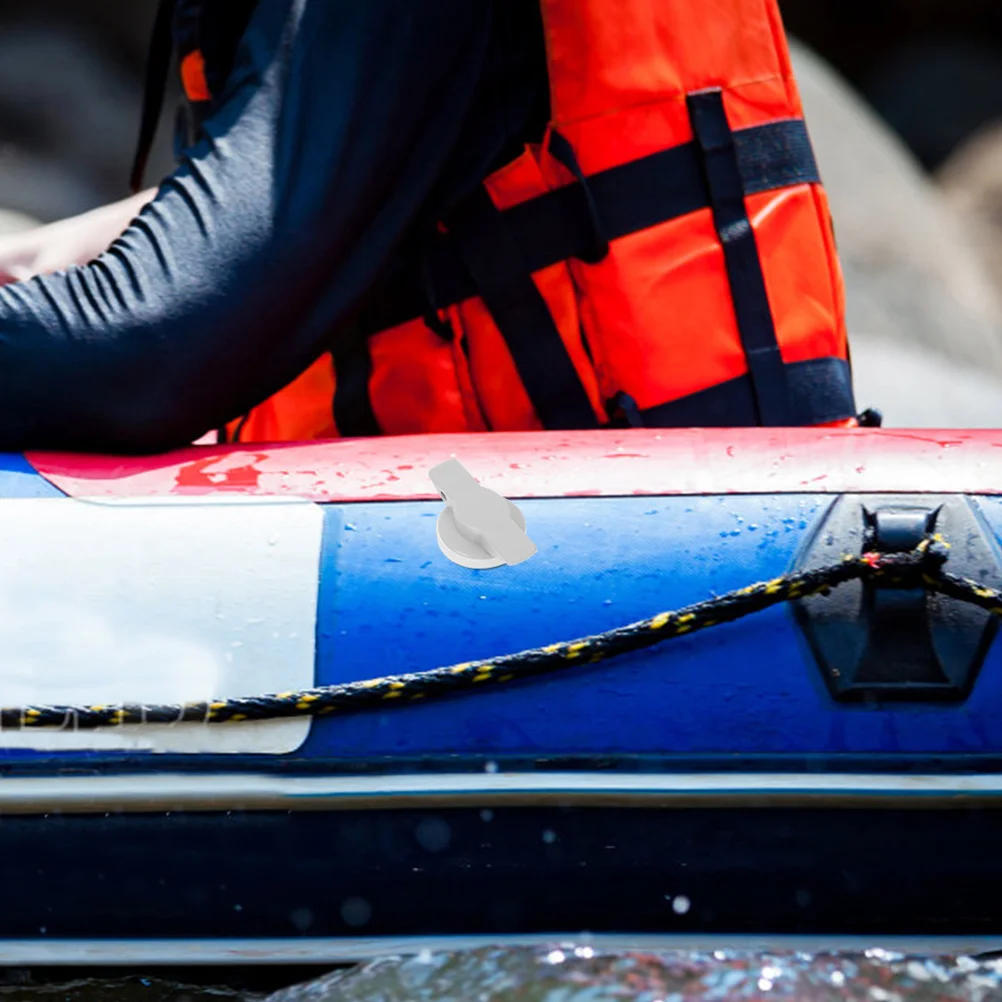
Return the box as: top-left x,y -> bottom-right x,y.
9,949 -> 1002,1002
0,975 -> 257,1002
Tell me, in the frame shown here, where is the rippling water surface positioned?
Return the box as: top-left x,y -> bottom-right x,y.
8,949 -> 1002,1002
0,977 -> 255,1002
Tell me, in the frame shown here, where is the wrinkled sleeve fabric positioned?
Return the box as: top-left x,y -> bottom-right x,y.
0,0 -> 492,452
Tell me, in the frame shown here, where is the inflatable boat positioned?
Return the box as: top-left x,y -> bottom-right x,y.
3,428 -> 1002,965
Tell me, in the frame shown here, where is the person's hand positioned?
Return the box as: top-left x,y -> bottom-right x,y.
0,188 -> 157,287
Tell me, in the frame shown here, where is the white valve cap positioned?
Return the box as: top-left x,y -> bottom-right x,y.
429,459 -> 537,569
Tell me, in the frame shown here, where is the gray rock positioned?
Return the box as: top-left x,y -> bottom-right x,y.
938,122 -> 1002,306
0,0 -> 156,69
864,38 -> 1002,171
0,7 -> 175,222
0,208 -> 39,236
791,40 -> 1002,424
850,336 -> 1002,428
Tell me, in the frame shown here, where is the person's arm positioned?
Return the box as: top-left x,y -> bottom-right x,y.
0,0 -> 492,453
0,189 -> 157,286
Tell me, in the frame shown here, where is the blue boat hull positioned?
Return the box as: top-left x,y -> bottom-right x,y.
3,431 -> 1002,958
2,803 -> 1001,945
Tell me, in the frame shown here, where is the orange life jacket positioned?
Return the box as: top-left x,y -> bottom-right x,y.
222,0 -> 855,442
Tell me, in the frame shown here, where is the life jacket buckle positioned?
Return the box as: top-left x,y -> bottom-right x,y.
606,392 -> 645,428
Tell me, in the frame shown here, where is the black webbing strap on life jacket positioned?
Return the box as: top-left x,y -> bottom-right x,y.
445,185 -> 601,431
627,356 -> 853,427
131,0 -> 178,194
355,116 -> 854,429
546,129 -> 610,265
331,320 -> 382,438
359,118 -> 821,335
686,89 -> 793,426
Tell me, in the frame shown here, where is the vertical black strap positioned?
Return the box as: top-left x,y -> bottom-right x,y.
687,89 -> 793,426
332,322 -> 381,437
446,185 -> 599,431
131,0 -> 178,194
547,130 -> 610,264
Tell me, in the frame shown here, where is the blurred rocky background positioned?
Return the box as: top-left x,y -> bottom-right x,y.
2,0 -> 1002,425
783,0 -> 1002,424
0,0 -> 172,230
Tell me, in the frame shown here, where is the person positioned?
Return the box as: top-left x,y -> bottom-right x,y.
0,0 -> 857,454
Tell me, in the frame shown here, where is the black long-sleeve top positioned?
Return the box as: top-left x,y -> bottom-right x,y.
0,0 -> 549,451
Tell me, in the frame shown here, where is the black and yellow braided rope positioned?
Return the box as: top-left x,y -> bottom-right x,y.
3,536 -> 999,730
